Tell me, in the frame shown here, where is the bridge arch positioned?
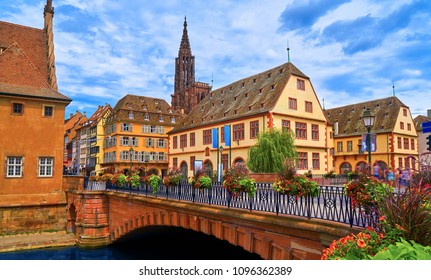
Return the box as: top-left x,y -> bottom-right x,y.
67,190 -> 357,260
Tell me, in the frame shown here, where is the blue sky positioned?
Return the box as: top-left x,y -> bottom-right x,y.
1,0 -> 430,118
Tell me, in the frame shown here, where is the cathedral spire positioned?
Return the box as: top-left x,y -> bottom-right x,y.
179,16 -> 191,52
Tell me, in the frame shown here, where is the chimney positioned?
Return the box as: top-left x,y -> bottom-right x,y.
70,113 -> 73,118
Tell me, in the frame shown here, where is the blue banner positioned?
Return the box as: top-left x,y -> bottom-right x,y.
224,125 -> 231,147
212,128 -> 219,149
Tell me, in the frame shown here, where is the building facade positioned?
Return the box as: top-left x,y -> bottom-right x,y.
0,0 -> 71,234
413,109 -> 431,170
325,97 -> 418,174
171,17 -> 211,114
64,111 -> 88,174
102,95 -> 181,176
168,62 -> 333,178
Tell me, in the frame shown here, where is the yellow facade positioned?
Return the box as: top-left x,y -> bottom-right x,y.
169,62 -> 333,178
329,99 -> 418,173
0,96 -> 68,204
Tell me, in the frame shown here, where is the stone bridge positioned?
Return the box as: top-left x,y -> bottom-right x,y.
64,178 -> 358,260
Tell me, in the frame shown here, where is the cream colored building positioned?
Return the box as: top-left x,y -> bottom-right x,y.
168,61 -> 333,178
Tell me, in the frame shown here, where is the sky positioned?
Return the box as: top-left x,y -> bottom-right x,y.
1,0 -> 430,119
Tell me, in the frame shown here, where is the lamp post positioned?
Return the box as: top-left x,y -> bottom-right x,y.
219,146 -> 224,182
362,109 -> 375,174
129,147 -> 134,175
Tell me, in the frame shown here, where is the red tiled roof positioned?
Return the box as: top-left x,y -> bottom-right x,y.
169,61 -> 308,133
0,43 -> 70,102
0,21 -> 48,81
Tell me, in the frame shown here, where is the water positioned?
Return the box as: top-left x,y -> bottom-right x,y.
0,226 -> 262,260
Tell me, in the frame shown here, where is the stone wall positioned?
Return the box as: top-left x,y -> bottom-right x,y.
0,204 -> 67,235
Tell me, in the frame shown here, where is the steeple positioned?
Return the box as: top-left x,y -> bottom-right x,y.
180,16 -> 191,51
44,0 -> 58,91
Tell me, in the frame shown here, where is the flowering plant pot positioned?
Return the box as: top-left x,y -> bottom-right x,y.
190,175 -> 212,189
272,174 -> 319,197
222,163 -> 256,198
162,168 -> 182,187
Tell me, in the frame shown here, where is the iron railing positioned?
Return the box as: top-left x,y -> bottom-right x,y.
84,180 -> 376,228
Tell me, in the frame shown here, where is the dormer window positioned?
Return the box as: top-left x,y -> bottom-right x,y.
279,69 -> 283,75
129,111 -> 134,119
171,117 -> 175,123
241,82 -> 245,87
144,114 -> 149,121
267,73 -> 271,79
143,105 -> 147,110
159,115 -> 164,122
253,78 -> 257,84
271,84 -> 275,90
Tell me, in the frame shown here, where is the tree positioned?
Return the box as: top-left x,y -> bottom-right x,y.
247,129 -> 297,173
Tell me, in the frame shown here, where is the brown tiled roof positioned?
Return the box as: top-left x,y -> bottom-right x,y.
0,43 -> 70,102
89,104 -> 112,122
107,94 -> 182,125
0,21 -> 48,81
325,96 -> 407,137
413,115 -> 431,132
170,62 -> 308,133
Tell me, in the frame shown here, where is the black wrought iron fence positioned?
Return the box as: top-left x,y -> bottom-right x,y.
84,180 -> 376,228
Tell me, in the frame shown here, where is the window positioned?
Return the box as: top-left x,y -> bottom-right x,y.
173,158 -> 178,168
120,137 -> 129,146
173,136 -> 178,149
120,151 -> 129,161
346,141 -> 354,153
38,157 -> 53,177
121,123 -> 132,132
289,98 -> 297,110
295,122 -> 307,140
203,129 -> 212,145
190,132 -> 195,147
156,139 -> 167,148
405,157 -> 410,169
250,121 -> 259,139
190,156 -> 195,171
305,101 -> 313,113
397,137 -> 402,149
403,138 -> 409,149
282,120 -> 290,132
171,117 -> 175,123
6,156 -> 23,177
411,139 -> 415,150
221,127 -> 225,143
312,153 -> 319,170
297,152 -> 308,169
131,137 -> 138,146
144,114 -> 149,121
146,138 -> 154,147
398,157 -> 403,168
129,112 -> 134,119
400,122 -> 404,130
43,105 -> 53,117
12,103 -> 23,114
159,115 -> 164,122
311,124 -> 319,141
337,141 -> 343,152
297,79 -> 305,91
180,134 -> 187,149
407,123 -> 411,131
233,123 -> 245,141
403,108 -> 407,116
221,154 -> 228,171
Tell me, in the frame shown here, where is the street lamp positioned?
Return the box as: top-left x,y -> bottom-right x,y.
218,146 -> 224,182
129,147 -> 134,175
362,108 -> 375,174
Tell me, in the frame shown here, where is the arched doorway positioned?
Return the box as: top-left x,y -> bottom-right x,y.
203,160 -> 213,177
68,204 -> 77,234
180,161 -> 188,179
340,162 -> 352,174
233,157 -> 244,166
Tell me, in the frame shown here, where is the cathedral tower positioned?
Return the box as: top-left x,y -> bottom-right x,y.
171,17 -> 210,114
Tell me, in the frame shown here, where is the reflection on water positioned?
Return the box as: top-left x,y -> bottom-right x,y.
0,226 -> 262,260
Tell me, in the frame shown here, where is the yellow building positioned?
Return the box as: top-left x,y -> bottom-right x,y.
168,61 -> 333,178
325,96 -> 418,174
102,94 -> 182,176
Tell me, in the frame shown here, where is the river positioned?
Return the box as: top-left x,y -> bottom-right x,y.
0,226 -> 262,260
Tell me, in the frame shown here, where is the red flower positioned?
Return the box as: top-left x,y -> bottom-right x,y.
357,239 -> 366,248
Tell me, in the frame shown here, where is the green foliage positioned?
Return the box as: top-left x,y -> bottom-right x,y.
273,174 -> 320,197
147,174 -> 161,194
117,174 -> 127,187
372,239 -> 431,260
344,174 -> 392,207
130,173 -> 141,188
163,168 -> 182,187
198,175 -> 212,189
376,184 -> 431,246
223,163 -> 256,197
247,129 -> 297,173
